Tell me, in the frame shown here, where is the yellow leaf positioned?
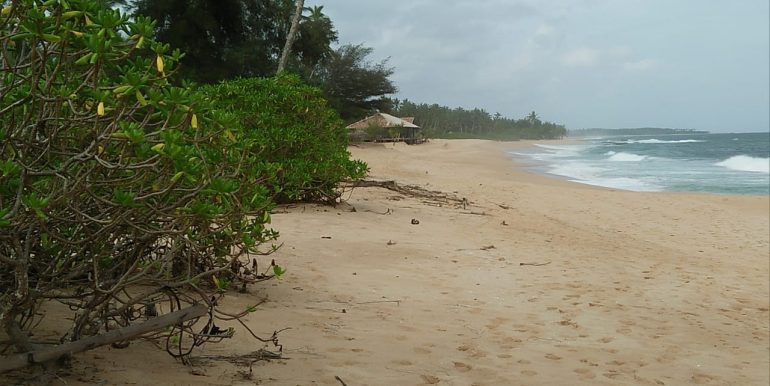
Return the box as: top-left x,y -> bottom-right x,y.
135,90 -> 147,106
70,30 -> 84,38
151,143 -> 165,153
97,102 -> 105,116
191,114 -> 198,129
97,145 -> 104,155
212,275 -> 220,288
84,14 -> 93,26
1,6 -> 12,16
155,55 -> 164,74
135,36 -> 144,49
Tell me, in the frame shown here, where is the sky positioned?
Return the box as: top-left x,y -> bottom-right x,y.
310,0 -> 770,132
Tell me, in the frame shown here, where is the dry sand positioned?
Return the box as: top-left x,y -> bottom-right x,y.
7,139 -> 770,385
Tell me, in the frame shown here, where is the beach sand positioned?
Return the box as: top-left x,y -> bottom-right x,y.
6,139 -> 769,385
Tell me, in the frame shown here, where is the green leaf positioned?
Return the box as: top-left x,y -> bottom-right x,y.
273,264 -> 286,279
41,34 -> 62,42
0,207 -> 10,227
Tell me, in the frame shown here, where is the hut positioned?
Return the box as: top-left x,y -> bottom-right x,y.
346,113 -> 421,143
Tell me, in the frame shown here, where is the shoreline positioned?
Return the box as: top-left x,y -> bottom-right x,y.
503,136 -> 770,197
8,138 -> 768,385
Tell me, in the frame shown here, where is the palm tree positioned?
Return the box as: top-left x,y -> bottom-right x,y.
527,111 -> 543,127
296,5 -> 337,76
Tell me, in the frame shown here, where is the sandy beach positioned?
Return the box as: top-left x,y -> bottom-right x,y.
8,139 -> 769,386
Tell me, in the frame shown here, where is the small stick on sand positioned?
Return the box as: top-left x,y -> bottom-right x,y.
519,261 -> 551,266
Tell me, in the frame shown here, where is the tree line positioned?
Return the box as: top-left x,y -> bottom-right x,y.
117,0 -> 395,121
387,99 -> 567,140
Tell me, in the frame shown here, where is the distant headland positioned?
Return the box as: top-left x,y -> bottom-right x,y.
569,128 -> 709,137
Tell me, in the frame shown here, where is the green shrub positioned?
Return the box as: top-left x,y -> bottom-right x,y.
201,75 -> 368,203
0,0 -> 277,352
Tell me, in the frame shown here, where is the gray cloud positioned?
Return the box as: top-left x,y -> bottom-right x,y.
314,0 -> 769,132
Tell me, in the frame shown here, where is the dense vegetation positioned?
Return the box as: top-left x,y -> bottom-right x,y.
388,99 -> 567,140
0,0 -> 361,360
129,0 -> 396,122
200,75 -> 367,203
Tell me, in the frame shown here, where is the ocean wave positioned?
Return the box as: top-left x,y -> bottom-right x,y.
534,144 -> 577,151
715,155 -> 769,173
606,151 -> 647,162
608,139 -> 705,144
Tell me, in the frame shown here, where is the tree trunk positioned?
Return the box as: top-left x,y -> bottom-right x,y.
277,0 -> 305,74
0,304 -> 208,373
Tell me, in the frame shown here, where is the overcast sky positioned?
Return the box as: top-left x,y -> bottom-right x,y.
310,0 -> 769,132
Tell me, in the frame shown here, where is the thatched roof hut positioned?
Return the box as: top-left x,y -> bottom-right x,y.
346,113 -> 419,130
346,113 -> 421,143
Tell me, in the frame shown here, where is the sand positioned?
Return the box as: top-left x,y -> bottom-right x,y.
5,139 -> 769,385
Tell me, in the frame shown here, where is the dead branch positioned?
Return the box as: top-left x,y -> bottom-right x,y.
0,304 -> 208,373
519,261 -> 551,266
355,299 -> 401,305
344,179 -> 466,208
460,211 -> 488,216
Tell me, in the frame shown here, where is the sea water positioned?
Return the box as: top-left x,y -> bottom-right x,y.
511,132 -> 770,195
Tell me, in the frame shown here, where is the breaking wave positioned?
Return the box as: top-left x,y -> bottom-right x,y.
715,155 -> 769,173
606,151 -> 647,162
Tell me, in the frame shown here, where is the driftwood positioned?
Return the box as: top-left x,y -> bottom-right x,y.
519,261 -> 551,267
0,303 -> 208,373
344,179 -> 466,207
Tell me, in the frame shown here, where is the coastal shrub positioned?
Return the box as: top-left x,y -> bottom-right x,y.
201,75 -> 368,203
0,0 -> 278,354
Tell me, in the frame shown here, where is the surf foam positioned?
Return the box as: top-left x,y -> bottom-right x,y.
715,155 -> 769,173
606,151 -> 647,162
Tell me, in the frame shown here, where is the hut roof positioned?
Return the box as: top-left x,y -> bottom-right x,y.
346,113 -> 420,130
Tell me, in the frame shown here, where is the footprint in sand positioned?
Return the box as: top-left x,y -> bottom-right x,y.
453,362 -> 472,372
420,375 -> 441,384
573,368 -> 596,379
603,371 -> 621,379
545,353 -> 562,360
691,373 -> 717,384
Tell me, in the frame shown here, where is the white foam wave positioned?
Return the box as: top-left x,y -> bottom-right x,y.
715,155 -> 769,173
546,162 -> 662,191
534,144 -> 576,151
607,152 -> 647,162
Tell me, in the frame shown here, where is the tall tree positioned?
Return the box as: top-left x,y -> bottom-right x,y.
132,0 -> 295,83
316,44 -> 397,120
294,5 -> 338,77
277,0 -> 304,74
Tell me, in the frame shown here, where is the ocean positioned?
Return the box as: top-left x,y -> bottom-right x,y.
511,132 -> 770,195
